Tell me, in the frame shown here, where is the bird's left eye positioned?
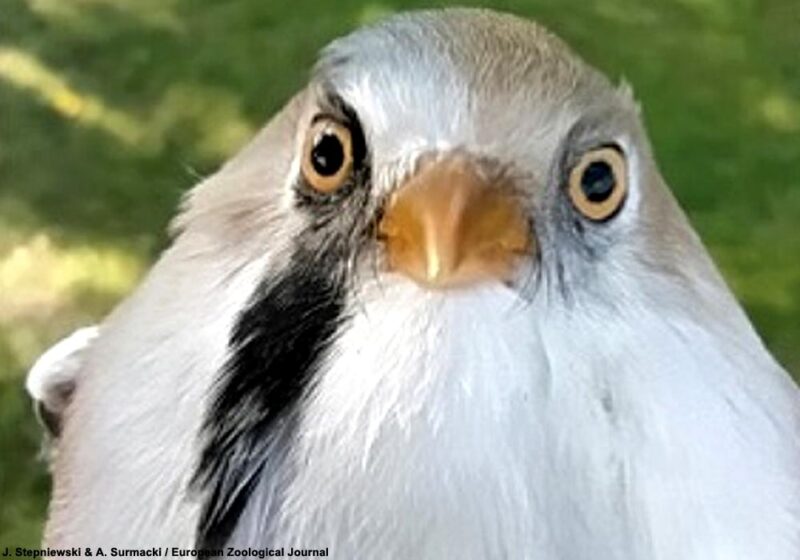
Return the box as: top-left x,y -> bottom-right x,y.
301,118 -> 354,194
567,146 -> 628,222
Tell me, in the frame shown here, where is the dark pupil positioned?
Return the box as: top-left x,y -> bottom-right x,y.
311,133 -> 345,177
580,161 -> 616,203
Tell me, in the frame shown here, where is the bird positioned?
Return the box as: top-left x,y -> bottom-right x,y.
29,8 -> 799,560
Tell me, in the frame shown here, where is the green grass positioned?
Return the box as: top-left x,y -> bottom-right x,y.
1,0 -> 798,547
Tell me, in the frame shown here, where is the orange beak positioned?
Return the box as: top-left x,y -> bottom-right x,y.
378,157 -> 532,288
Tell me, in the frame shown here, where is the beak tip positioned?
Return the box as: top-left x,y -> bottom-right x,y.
425,253 -> 442,282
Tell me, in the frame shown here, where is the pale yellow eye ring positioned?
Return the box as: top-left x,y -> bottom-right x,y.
301,118 -> 354,194
567,147 -> 628,221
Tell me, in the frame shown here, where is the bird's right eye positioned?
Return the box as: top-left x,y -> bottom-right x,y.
301,118 -> 354,194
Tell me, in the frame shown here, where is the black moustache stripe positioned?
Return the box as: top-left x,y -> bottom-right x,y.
193,251 -> 346,548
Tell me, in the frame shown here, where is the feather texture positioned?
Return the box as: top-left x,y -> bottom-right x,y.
40,9 -> 800,559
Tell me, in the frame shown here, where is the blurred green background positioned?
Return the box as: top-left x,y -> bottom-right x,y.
1,0 -> 798,547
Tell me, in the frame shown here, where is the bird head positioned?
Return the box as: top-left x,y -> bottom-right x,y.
181,9 -> 733,320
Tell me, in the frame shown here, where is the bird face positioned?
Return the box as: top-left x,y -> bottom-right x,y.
259,11 -> 671,306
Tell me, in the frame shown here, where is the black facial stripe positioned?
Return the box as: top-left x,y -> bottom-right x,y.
193,250 -> 347,548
